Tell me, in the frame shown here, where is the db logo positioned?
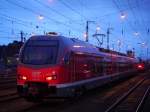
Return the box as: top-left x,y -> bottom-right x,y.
32,71 -> 41,75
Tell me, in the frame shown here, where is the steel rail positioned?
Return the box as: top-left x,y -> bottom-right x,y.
136,86 -> 150,112
105,78 -> 145,112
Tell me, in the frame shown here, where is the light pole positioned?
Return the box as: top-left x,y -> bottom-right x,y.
85,21 -> 95,42
106,27 -> 113,50
117,40 -> 121,52
147,47 -> 149,60
137,42 -> 146,58
37,15 -> 44,34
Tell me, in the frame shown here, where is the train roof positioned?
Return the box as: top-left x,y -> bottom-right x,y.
27,35 -> 137,62
28,35 -> 101,54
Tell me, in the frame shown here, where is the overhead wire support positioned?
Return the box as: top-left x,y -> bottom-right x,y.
106,27 -> 113,50
85,21 -> 96,42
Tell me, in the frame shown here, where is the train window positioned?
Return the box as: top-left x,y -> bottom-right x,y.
21,40 -> 58,65
64,52 -> 71,64
27,40 -> 58,46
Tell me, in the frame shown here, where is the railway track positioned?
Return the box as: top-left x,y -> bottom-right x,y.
0,79 -> 16,90
105,76 -> 150,112
0,88 -> 18,102
136,86 -> 150,112
0,92 -> 20,103
140,86 -> 150,112
0,72 -> 16,90
0,88 -> 39,112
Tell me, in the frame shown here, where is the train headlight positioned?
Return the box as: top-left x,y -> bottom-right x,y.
22,76 -> 27,80
46,76 -> 53,81
18,75 -> 27,80
45,75 -> 57,81
45,71 -> 57,81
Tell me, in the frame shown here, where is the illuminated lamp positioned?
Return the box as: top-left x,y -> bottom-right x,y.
22,76 -> 27,80
46,76 -> 53,81
137,64 -> 143,69
46,71 -> 57,81
18,75 -> 27,80
46,75 -> 57,81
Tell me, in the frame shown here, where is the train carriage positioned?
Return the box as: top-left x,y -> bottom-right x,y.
17,33 -> 138,100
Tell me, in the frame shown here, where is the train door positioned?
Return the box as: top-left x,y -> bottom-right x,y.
73,53 -> 81,81
94,56 -> 104,76
68,52 -> 83,82
68,52 -> 76,82
63,51 -> 76,82
73,53 -> 89,81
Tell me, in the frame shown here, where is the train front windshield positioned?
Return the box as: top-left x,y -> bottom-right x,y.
21,40 -> 58,65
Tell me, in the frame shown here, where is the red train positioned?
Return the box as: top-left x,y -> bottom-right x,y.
17,33 -> 138,100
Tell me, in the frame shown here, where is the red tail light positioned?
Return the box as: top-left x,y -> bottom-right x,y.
137,64 -> 144,69
138,65 -> 143,68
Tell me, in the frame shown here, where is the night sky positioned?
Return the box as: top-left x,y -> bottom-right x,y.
0,0 -> 150,59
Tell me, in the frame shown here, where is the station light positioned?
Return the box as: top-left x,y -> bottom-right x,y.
83,32 -> 87,39
134,32 -> 140,36
96,26 -> 100,31
38,15 -> 44,20
120,12 -> 127,20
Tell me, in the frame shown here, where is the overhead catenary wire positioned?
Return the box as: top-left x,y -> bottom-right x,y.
112,0 -> 148,57
58,0 -> 87,20
136,0 -> 149,44
112,0 -> 143,41
5,0 -> 82,32
126,0 -> 146,43
34,0 -> 84,26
